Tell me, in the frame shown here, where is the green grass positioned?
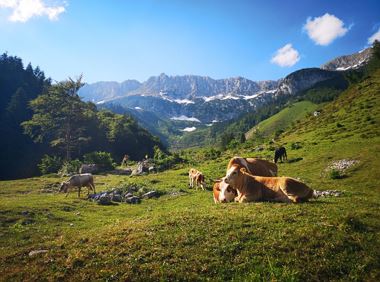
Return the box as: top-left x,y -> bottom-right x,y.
246,100 -> 319,140
1,71 -> 380,281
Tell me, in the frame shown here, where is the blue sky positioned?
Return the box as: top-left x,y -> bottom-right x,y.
1,0 -> 379,83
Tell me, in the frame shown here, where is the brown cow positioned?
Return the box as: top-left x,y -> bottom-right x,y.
225,164 -> 314,203
213,178 -> 237,203
227,157 -> 277,177
188,168 -> 206,190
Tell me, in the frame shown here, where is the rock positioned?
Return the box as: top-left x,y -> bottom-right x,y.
125,196 -> 141,204
111,194 -> 122,202
110,169 -> 132,175
313,190 -> 343,197
79,164 -> 99,174
124,192 -> 133,198
29,250 -> 48,257
327,159 -> 358,172
142,191 -> 159,199
98,193 -> 112,205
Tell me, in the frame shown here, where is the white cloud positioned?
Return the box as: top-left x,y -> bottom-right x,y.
303,13 -> 349,46
271,44 -> 300,67
368,27 -> 380,44
0,0 -> 65,22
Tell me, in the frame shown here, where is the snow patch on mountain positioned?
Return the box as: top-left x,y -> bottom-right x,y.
182,127 -> 196,132
170,115 -> 201,122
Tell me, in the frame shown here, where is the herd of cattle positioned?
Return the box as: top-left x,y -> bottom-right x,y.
60,147 -> 314,204
189,156 -> 314,204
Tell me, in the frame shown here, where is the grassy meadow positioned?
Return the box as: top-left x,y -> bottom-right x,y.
1,72 -> 380,281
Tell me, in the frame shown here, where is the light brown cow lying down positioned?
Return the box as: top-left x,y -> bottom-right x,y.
213,178 -> 237,203
188,168 -> 206,190
225,164 -> 314,203
213,157 -> 278,203
227,157 -> 278,177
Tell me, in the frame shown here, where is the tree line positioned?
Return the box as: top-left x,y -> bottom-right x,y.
0,53 -> 163,180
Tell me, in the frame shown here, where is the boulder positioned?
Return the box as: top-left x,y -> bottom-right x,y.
142,191 -> 159,199
125,196 -> 141,204
79,164 -> 99,174
111,194 -> 122,202
98,193 -> 111,205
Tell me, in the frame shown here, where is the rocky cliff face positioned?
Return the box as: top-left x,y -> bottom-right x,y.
276,68 -> 341,96
321,47 -> 372,71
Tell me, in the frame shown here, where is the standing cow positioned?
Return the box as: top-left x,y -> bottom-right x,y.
274,147 -> 287,163
188,168 -> 206,190
60,173 -> 96,197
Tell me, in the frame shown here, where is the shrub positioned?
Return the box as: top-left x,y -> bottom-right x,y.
38,155 -> 63,174
329,169 -> 344,179
83,151 -> 115,171
59,159 -> 82,176
291,142 -> 302,150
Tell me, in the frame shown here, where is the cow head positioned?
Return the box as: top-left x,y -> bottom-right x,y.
218,178 -> 237,203
225,164 -> 241,186
59,182 -> 69,193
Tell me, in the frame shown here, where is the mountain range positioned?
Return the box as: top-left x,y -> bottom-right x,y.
78,46 -> 373,146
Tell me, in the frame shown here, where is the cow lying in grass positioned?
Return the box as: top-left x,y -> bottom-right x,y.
188,168 -> 206,190
225,164 -> 314,203
213,178 -> 237,203
213,157 -> 278,203
60,173 -> 96,197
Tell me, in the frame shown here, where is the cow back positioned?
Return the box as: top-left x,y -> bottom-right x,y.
227,157 -> 277,177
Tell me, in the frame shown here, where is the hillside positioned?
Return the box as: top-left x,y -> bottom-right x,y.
1,66 -> 380,280
245,100 -> 318,140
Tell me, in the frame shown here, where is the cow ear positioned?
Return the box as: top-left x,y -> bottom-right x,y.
240,167 -> 247,173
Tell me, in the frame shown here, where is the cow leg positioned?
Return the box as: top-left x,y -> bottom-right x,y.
78,187 -> 81,198
65,192 -> 69,197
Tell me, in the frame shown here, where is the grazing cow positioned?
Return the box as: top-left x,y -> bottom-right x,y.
274,147 -> 287,163
213,178 -> 237,203
188,168 -> 206,190
60,173 -> 96,197
225,164 -> 314,203
227,157 -> 278,177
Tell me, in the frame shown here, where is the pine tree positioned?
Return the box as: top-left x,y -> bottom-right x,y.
22,76 -> 93,160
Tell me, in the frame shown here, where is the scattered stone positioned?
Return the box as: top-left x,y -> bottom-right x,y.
142,191 -> 159,199
111,194 -> 122,202
29,250 -> 48,257
69,223 -> 74,227
125,196 -> 141,204
110,169 -> 132,175
98,193 -> 112,205
314,190 -> 343,197
124,192 -> 133,199
75,212 -> 81,216
79,164 -> 99,174
327,159 -> 358,172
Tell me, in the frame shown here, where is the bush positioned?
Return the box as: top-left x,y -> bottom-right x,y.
38,155 -> 63,174
329,169 -> 344,179
83,151 -> 115,171
59,159 -> 82,176
291,142 -> 302,150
